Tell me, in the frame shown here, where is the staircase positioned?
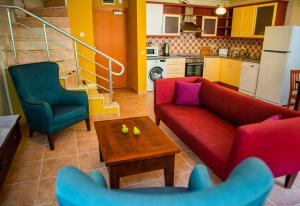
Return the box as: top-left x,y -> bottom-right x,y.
1,4 -> 122,119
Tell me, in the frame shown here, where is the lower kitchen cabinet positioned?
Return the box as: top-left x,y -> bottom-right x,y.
220,58 -> 242,87
203,58 -> 221,82
165,58 -> 185,78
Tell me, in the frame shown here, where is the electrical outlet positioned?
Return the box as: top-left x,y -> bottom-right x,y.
79,32 -> 85,37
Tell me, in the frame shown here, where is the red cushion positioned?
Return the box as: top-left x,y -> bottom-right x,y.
200,80 -> 299,126
157,104 -> 237,177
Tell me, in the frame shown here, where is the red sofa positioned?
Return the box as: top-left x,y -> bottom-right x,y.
154,77 -> 300,187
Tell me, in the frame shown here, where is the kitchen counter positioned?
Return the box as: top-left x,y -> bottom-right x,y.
203,55 -> 260,64
147,54 -> 203,60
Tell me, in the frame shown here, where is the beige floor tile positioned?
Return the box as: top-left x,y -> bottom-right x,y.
52,127 -> 76,142
76,128 -> 97,141
121,171 -> 161,188
268,180 -> 300,206
78,151 -> 105,171
180,151 -> 203,167
44,139 -> 77,159
174,171 -> 191,188
41,155 -> 78,179
77,138 -> 99,154
174,154 -> 193,175
125,178 -> 165,189
4,160 -> 42,184
36,177 -> 56,205
0,180 -> 38,205
13,139 -> 45,163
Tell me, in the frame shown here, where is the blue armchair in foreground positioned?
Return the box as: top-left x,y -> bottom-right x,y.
56,158 -> 273,206
9,62 -> 90,150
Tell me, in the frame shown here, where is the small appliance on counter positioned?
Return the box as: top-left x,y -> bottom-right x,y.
162,43 -> 170,56
146,46 -> 159,57
218,48 -> 228,57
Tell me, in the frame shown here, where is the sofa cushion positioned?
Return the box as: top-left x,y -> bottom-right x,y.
199,80 -> 299,126
175,81 -> 202,106
52,105 -> 87,125
157,104 -> 237,175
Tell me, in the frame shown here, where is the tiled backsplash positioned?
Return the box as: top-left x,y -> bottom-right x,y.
147,33 -> 263,56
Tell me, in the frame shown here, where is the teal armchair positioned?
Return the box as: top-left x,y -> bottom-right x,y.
9,62 -> 90,150
56,158 -> 274,206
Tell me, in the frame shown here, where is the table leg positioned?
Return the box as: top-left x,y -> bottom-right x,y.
99,149 -> 104,162
164,155 -> 175,187
109,166 -> 120,189
294,83 -> 300,111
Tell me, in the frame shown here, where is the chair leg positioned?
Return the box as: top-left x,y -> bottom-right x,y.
287,93 -> 292,108
47,134 -> 55,151
284,172 -> 298,188
29,128 -> 34,137
85,118 -> 91,131
155,116 -> 160,126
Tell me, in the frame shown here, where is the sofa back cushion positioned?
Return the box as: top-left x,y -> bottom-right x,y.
199,79 -> 300,126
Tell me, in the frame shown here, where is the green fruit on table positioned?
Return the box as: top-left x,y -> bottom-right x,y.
133,126 -> 141,136
122,124 -> 128,134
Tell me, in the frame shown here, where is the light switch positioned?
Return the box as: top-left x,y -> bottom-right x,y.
79,32 -> 85,37
141,50 -> 145,55
118,0 -> 122,4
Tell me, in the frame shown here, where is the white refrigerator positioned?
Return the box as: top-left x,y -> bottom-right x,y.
255,26 -> 300,105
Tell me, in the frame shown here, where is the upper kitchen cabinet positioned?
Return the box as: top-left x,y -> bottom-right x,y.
201,16 -> 218,37
253,3 -> 277,37
146,3 -> 164,35
231,1 -> 288,38
163,14 -> 181,36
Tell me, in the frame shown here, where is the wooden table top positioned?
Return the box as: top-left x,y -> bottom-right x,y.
94,116 -> 180,165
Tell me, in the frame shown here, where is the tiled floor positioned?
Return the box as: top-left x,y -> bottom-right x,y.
1,89 -> 300,206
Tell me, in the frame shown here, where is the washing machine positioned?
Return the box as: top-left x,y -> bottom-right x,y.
147,59 -> 167,91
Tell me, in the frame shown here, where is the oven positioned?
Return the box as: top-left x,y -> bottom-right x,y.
185,57 -> 204,77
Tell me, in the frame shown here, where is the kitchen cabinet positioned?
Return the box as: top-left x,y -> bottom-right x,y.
220,58 -> 242,87
163,14 -> 181,36
231,2 -> 278,38
165,58 -> 185,78
203,58 -> 221,82
146,3 -> 163,35
201,16 -> 218,37
231,7 -> 243,37
253,3 -> 277,37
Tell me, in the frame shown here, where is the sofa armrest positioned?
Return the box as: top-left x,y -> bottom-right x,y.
22,100 -> 53,133
154,77 -> 200,113
228,117 -> 300,177
59,90 -> 89,112
188,164 -> 212,191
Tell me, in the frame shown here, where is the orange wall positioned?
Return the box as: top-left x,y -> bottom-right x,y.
127,0 -> 147,93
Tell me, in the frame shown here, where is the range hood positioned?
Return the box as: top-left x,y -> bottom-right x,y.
181,6 -> 202,33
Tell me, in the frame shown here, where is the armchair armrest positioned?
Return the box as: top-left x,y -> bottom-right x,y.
22,100 -> 53,133
188,164 -> 212,191
228,117 -> 300,177
59,90 -> 89,112
154,77 -> 200,113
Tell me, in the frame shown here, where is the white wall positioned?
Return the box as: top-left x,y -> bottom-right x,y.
285,0 -> 300,26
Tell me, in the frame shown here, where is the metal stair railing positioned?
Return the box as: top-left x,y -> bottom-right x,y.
0,4 -> 125,105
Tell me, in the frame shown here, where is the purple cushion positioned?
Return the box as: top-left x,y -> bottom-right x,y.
263,114 -> 282,122
175,81 -> 202,106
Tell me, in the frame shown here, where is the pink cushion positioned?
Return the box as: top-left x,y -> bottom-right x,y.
175,81 -> 202,106
263,114 -> 282,122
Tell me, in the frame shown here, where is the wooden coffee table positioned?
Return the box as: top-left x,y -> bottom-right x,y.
94,116 -> 180,189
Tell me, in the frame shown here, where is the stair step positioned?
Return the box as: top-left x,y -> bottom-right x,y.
29,6 -> 68,17
43,0 -> 65,7
6,50 -> 74,65
16,17 -> 70,28
7,38 -> 73,51
11,28 -> 71,41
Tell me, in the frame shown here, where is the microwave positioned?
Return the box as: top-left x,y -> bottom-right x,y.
147,47 -> 159,57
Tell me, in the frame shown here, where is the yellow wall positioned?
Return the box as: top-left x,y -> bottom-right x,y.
127,0 -> 147,94
67,0 -> 96,83
285,0 -> 300,26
